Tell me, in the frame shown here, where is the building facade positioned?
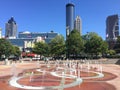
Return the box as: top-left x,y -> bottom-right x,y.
66,3 -> 75,37
5,17 -> 17,38
74,16 -> 82,35
18,31 -> 57,39
7,31 -> 58,51
106,14 -> 119,49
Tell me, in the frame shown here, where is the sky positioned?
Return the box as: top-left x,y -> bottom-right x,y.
0,0 -> 120,40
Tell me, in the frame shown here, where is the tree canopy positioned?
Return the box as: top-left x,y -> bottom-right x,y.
66,29 -> 84,59
84,32 -> 108,58
0,38 -> 21,60
49,34 -> 65,59
32,41 -> 49,59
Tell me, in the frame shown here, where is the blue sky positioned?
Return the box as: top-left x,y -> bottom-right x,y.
0,0 -> 120,40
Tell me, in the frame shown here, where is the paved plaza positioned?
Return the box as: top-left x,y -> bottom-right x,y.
0,59 -> 120,90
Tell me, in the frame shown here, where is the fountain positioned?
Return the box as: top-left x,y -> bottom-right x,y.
11,63 -> 17,78
29,72 -> 34,82
36,60 -> 40,68
78,68 -> 80,78
9,59 -> 104,90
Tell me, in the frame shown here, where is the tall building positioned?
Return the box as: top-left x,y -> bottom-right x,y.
66,3 -> 75,37
5,17 -> 17,39
74,16 -> 82,35
106,14 -> 119,49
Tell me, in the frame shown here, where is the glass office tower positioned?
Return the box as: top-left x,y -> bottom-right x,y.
106,14 -> 119,41
106,14 -> 119,49
66,3 -> 75,37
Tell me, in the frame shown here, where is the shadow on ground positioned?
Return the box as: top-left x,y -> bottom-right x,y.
115,59 -> 120,65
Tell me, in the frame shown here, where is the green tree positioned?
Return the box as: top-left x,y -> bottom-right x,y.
84,32 -> 103,58
66,29 -> 84,59
107,49 -> 116,55
12,46 -> 21,58
49,34 -> 65,59
101,41 -> 108,57
32,42 -> 49,59
0,38 -> 13,60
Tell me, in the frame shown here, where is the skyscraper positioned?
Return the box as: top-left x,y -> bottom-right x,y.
106,14 -> 119,49
66,3 -> 75,37
5,17 -> 17,38
74,16 -> 82,35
